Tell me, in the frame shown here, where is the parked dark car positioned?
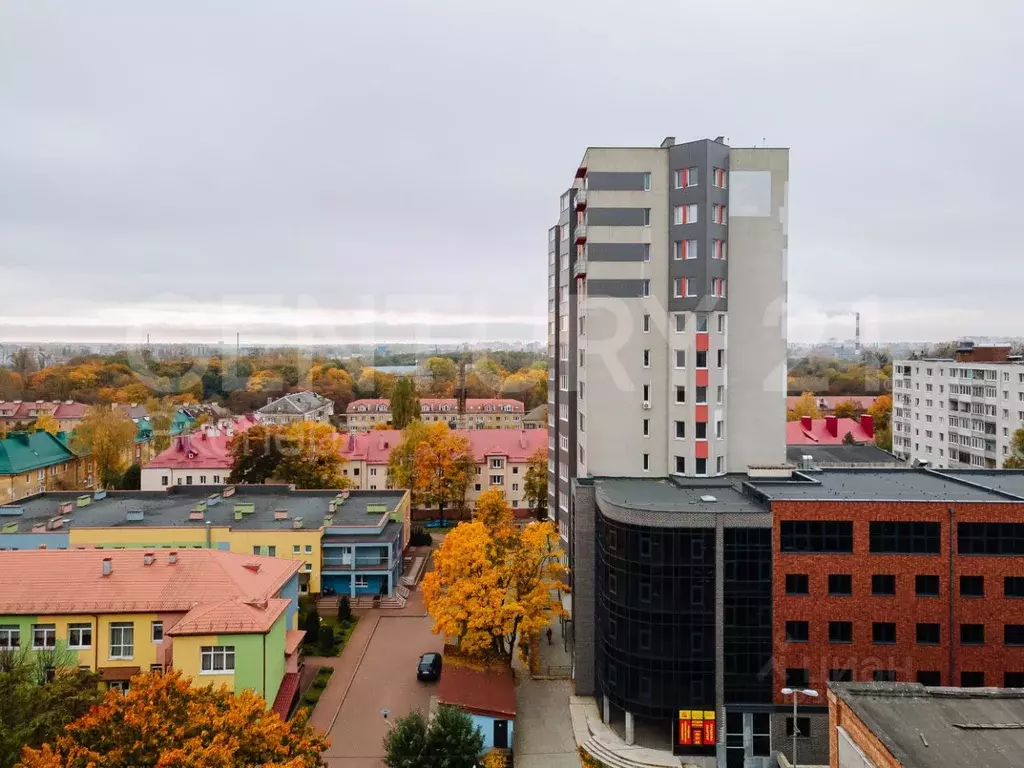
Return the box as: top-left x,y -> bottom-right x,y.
417,652 -> 442,681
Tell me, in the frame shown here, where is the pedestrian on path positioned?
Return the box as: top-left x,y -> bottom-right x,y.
546,627 -> 553,645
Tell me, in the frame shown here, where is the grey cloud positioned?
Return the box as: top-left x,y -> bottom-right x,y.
1,0 -> 1022,342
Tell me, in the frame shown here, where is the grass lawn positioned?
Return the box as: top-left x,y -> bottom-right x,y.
308,614 -> 360,657
300,665 -> 334,707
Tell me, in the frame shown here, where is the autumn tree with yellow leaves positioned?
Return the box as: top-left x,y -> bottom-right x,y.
412,423 -> 474,522
422,489 -> 569,666
786,391 -> 822,422
70,406 -> 138,489
31,413 -> 60,436
16,669 -> 328,768
276,421 -> 352,489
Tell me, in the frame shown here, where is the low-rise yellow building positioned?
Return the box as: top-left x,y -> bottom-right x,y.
0,549 -> 304,714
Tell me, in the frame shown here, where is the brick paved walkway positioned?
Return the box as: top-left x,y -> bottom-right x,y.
307,612 -> 381,733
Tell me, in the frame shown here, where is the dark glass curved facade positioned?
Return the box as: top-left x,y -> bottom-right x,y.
595,511 -> 716,719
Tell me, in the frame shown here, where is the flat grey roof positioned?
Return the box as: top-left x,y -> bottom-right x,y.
831,682 -> 1024,768
323,521 -> 403,544
595,476 -> 766,515
932,470 -> 1024,500
7,486 -> 405,531
748,468 -> 1015,502
785,444 -> 903,466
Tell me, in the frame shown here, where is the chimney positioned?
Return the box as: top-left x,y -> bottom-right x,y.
860,414 -> 875,439
101,558 -> 112,576
825,416 -> 839,437
800,416 -> 813,432
143,552 -> 155,566
168,551 -> 178,564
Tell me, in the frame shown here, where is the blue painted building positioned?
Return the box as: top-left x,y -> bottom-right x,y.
438,664 -> 517,752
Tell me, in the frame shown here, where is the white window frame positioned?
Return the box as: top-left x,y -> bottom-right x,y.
109,623 -> 134,660
643,172 -> 651,191
151,621 -> 163,644
200,645 -> 235,674
68,623 -> 92,650
32,624 -> 56,650
0,626 -> 20,649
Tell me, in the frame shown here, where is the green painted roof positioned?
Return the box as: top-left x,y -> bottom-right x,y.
0,431 -> 77,476
171,410 -> 195,435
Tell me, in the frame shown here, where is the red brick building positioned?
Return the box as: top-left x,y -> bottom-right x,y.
747,468 -> 1024,765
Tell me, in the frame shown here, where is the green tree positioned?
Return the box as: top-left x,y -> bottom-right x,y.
387,420 -> 431,495
117,463 -> 142,490
842,431 -> 856,445
227,424 -> 286,484
832,399 -> 864,419
384,706 -> 483,768
390,377 -> 420,430
418,357 -> 459,397
0,647 -> 101,768
303,609 -> 320,643
1004,428 -> 1024,468
70,406 -> 139,489
523,447 -> 548,521
276,421 -> 351,489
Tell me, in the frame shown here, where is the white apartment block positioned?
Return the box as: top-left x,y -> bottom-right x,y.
892,344 -> 1024,468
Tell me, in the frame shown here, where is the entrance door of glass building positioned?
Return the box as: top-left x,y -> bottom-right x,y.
725,711 -> 771,767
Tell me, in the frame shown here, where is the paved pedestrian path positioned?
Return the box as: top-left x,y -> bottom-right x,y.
306,612 -> 381,733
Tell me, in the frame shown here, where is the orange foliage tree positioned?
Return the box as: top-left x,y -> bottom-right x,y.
412,423 -> 474,522
276,421 -> 352,489
786,391 -> 822,422
832,399 -> 864,419
16,669 -> 328,768
422,489 -> 568,666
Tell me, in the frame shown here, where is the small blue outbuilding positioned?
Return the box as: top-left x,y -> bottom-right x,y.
437,662 -> 517,751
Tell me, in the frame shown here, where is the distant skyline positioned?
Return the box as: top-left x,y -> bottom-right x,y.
2,0 -> 1022,343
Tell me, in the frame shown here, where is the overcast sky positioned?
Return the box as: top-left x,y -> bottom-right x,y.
1,0 -> 1022,345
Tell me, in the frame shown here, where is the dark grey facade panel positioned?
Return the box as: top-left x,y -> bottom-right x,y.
587,171 -> 648,191
667,295 -> 728,314
587,207 -> 649,227
588,279 -> 646,298
587,243 -> 649,262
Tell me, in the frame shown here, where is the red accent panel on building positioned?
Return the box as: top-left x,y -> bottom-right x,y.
694,405 -> 709,423
695,441 -> 709,459
860,414 -> 875,438
772,500 -> 1024,705
696,369 -> 709,388
696,333 -> 709,352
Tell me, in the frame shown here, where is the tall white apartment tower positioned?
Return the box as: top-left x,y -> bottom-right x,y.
547,136 -> 789,543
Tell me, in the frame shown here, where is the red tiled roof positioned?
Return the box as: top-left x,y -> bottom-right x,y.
0,549 -> 301,616
0,400 -> 89,421
143,417 -> 254,470
786,395 -> 878,412
271,672 -> 300,720
284,629 -> 305,655
339,428 -> 546,465
437,664 -> 516,719
786,417 -> 874,446
345,398 -> 525,415
166,597 -> 291,636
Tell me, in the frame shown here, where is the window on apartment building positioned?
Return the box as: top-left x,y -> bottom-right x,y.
642,349 -> 651,368
673,203 -> 698,224
958,523 -> 1024,555
641,172 -> 651,191
213,475 -> 220,483
185,475 -> 192,485
785,574 -> 809,595
961,624 -> 985,645
161,475 -> 169,486
695,422 -> 707,439
715,420 -> 724,439
829,621 -> 853,644
579,412 -> 586,432
872,574 -> 896,596
717,350 -> 725,368
712,203 -> 728,224
201,645 -> 235,673
961,575 -> 984,597
643,208 -> 651,226
695,386 -> 708,403
642,453 -> 650,471
0,626 -> 20,649
828,574 -> 853,595
675,350 -> 686,368
1005,625 -> 1024,647
916,670 -> 941,686
869,521 -> 941,554
873,623 -> 896,645
673,277 -> 684,298
695,457 -> 707,475
674,167 -> 698,188
675,314 -> 685,332
711,239 -> 727,260
1006,577 -> 1024,598
150,621 -> 164,643
675,386 -> 686,404
717,314 -> 726,333
642,418 -> 650,437
67,623 -> 91,649
716,456 -> 724,474
673,239 -> 698,260
490,474 -> 504,485
717,385 -> 725,404
712,167 -> 727,188
916,575 -> 940,596
559,435 -> 569,451
696,314 -> 709,332
31,624 -> 56,650
643,383 -> 651,402
874,670 -> 898,682
109,623 -> 134,659
670,455 -> 685,474
675,421 -> 685,439
474,483 -> 482,492
781,522 -> 855,554
642,313 -> 651,332
785,621 -> 809,643
916,623 -> 940,645
641,279 -> 650,297
785,668 -> 810,688
695,351 -> 708,369
958,671 -> 984,687
712,278 -> 726,298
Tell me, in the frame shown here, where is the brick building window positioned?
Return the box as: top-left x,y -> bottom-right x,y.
1005,625 -> 1024,647
785,574 -> 809,596
785,717 -> 811,738
958,522 -> 1024,555
869,521 -> 941,554
916,623 -> 940,645
916,575 -> 940,597
917,671 -> 941,686
1006,577 -> 1024,597
828,574 -> 853,596
961,671 -> 985,687
873,622 -> 896,645
1005,672 -> 1024,687
960,575 -> 984,597
781,521 -> 853,553
872,574 -> 896,596
785,621 -> 809,643
960,624 -> 985,645
873,670 -> 897,682
785,668 -> 809,687
829,621 -> 852,644
829,669 -> 853,682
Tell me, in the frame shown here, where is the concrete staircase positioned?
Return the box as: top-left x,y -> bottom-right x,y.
570,696 -> 682,768
583,736 -> 679,768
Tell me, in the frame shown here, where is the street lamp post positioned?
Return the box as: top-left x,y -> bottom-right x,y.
779,687 -> 818,768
